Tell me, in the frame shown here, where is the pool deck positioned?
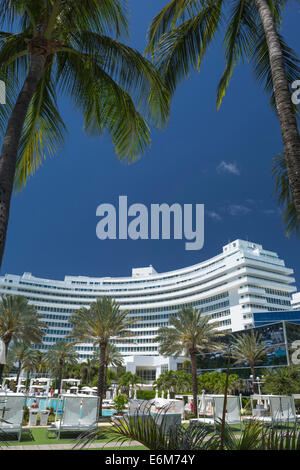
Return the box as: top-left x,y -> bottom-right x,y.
3,440 -> 142,450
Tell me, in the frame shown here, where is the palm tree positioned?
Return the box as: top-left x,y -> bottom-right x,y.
0,0 -> 170,268
22,348 -> 41,391
69,296 -> 138,416
80,357 -> 98,386
6,340 -> 38,388
231,329 -> 269,393
146,0 -> 300,221
0,294 -> 46,381
117,370 -> 142,398
45,340 -> 78,393
155,307 -> 223,417
103,343 -> 123,397
92,343 -> 124,394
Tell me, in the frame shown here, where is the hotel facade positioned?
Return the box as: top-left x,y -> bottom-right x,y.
0,239 -> 296,382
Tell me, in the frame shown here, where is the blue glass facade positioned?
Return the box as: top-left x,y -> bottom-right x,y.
253,311 -> 300,327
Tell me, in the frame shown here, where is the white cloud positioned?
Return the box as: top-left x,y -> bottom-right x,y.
207,211 -> 222,221
217,161 -> 240,176
227,204 -> 251,216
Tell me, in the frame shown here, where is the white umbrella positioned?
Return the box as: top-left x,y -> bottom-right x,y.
155,389 -> 158,399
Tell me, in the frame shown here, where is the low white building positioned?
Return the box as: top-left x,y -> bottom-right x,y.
0,239 -> 296,382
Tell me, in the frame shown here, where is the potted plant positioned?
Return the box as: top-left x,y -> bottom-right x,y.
113,394 -> 128,416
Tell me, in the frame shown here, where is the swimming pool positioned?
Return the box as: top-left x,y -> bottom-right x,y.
25,397 -> 115,416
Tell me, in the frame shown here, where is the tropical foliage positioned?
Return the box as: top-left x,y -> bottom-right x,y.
44,340 -> 78,393
75,408 -> 300,450
117,371 -> 142,397
0,294 -> 46,381
197,370 -> 242,394
0,0 -> 170,267
113,393 -> 128,414
6,340 -> 40,387
272,153 -> 299,236
155,307 -> 223,417
146,0 -> 300,227
69,296 -> 138,415
262,365 -> 300,396
230,329 -> 269,392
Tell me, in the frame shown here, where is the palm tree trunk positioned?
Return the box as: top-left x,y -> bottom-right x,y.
0,54 -> 46,267
97,342 -> 106,417
190,350 -> 198,418
16,360 -> 22,391
0,339 -> 10,382
58,359 -> 63,394
254,0 -> 300,219
103,363 -> 108,400
250,363 -> 256,394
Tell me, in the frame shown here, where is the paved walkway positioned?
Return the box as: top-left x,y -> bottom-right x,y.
3,440 -> 142,450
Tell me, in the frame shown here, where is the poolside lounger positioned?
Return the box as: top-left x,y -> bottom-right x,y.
48,395 -> 100,439
0,393 -> 26,441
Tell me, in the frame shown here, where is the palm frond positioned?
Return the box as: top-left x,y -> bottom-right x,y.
153,1 -> 223,96
57,0 -> 129,37
56,49 -> 152,161
272,153 -> 300,236
146,0 -> 201,56
216,0 -> 258,108
14,68 -> 66,191
252,30 -> 300,112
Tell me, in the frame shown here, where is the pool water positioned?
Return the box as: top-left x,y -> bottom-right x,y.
25,398 -> 115,416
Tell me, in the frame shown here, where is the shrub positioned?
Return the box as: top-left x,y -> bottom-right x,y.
113,394 -> 128,414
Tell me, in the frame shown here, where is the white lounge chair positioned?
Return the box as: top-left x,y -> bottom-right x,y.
48,395 -> 100,439
0,393 -> 26,441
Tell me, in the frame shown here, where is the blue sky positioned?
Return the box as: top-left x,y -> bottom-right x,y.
2,0 -> 300,289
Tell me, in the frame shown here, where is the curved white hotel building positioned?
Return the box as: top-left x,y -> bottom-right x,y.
0,239 -> 296,381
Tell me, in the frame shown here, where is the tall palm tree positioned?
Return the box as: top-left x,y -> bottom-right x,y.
0,0 -> 170,268
231,329 -> 269,392
155,307 -> 222,417
45,340 -> 78,393
146,0 -> 300,221
0,294 -> 46,381
69,296 -> 138,416
6,340 -> 38,388
22,348 -> 41,391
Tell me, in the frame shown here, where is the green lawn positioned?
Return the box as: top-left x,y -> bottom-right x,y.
0,427 -> 120,447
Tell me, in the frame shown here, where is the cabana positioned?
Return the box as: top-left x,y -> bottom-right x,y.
190,394 -> 242,429
61,379 -> 81,394
250,395 -> 298,427
29,378 -> 52,396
